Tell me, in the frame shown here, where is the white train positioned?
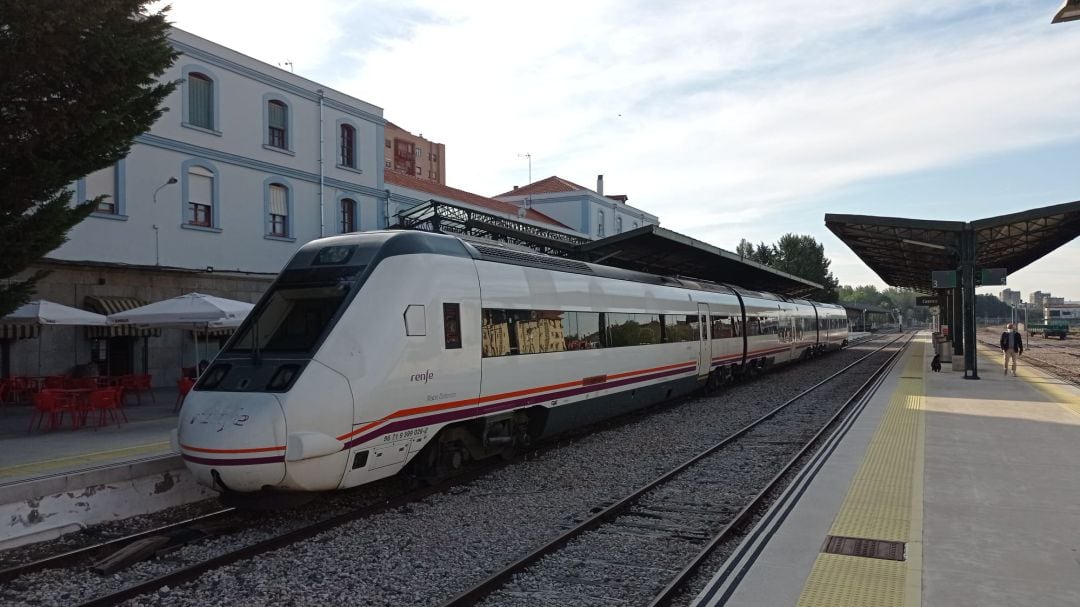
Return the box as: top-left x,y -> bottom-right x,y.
175,231 -> 849,498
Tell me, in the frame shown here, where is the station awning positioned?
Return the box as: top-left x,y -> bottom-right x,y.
825,200 -> 1080,292
83,296 -> 161,338
0,323 -> 40,340
398,201 -> 823,297
572,225 -> 823,297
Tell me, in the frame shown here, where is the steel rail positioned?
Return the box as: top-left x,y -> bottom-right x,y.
438,332 -> 911,607
645,331 -> 914,607
0,507 -> 236,584
977,338 -> 1080,386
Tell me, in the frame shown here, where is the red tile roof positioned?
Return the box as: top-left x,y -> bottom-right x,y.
494,176 -> 592,198
384,170 -> 570,229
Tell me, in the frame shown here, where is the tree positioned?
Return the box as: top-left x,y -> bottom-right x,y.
734,238 -> 777,266
0,2 -> 177,315
769,234 -> 840,302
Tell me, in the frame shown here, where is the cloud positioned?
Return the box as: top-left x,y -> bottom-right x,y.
160,0 -> 1080,295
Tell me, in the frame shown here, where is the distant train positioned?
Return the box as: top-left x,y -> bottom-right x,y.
174,231 -> 849,498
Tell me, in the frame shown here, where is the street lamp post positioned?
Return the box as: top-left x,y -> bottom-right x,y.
151,177 -> 178,266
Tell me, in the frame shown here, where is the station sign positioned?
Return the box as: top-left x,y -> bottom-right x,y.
915,296 -> 939,306
931,270 -> 957,289
977,267 -> 1007,286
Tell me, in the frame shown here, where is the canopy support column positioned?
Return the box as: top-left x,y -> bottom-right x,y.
962,225 -> 979,379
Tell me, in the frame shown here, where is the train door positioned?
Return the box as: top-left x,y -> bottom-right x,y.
697,303 -> 711,379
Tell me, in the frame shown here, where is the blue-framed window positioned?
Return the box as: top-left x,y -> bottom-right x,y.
597,210 -> 605,237
340,123 -> 356,168
268,102 -> 287,148
188,74 -> 214,129
181,65 -> 220,135
80,163 -> 125,218
263,177 -> 295,241
179,159 -> 220,232
186,165 -> 215,227
616,216 -> 623,234
340,197 -> 357,233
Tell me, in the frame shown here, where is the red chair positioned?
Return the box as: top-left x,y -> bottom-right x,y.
86,388 -> 127,428
43,376 -> 67,389
6,377 -> 30,405
120,374 -> 155,405
70,377 -> 97,389
174,377 -> 195,412
29,390 -> 79,432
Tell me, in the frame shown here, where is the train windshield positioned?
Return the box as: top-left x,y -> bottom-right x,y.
227,284 -> 350,355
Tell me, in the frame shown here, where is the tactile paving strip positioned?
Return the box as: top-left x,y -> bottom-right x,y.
796,340 -> 925,607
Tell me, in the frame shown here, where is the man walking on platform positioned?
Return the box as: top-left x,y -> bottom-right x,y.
1000,323 -> 1023,376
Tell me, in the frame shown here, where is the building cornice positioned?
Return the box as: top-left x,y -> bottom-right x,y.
136,134 -> 389,200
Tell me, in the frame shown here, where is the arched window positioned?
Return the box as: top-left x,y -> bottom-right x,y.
188,73 -> 214,129
340,124 -> 356,168
616,216 -> 623,234
187,166 -> 214,227
268,183 -> 289,237
597,210 -> 605,237
340,198 -> 357,233
267,100 -> 288,149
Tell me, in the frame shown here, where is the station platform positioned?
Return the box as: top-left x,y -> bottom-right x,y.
0,388 -> 179,483
0,389 -> 213,550
693,331 -> 1080,607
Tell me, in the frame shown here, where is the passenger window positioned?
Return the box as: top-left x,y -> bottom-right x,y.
564,311 -> 603,351
443,303 -> 461,349
661,314 -> 696,343
404,305 -> 426,336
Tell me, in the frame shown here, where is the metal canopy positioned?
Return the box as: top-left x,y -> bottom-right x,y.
572,225 -> 822,297
397,200 -> 822,297
825,200 -> 1080,292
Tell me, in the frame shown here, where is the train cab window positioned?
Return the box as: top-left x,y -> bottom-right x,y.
404,305 -> 426,336
443,303 -> 462,349
228,284 -> 349,355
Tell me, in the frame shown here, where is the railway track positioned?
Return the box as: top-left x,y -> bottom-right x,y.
0,508 -> 238,585
440,333 -> 912,607
976,337 -> 1080,386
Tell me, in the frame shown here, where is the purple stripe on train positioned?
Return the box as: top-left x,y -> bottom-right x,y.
342,364 -> 698,450
182,453 -> 286,466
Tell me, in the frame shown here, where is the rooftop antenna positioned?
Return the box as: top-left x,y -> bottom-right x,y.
279,60 -> 294,73
517,152 -> 532,212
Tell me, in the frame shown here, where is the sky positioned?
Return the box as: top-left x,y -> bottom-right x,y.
154,0 -> 1080,302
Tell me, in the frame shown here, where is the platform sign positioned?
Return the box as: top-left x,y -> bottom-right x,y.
931,270 -> 957,289
915,296 -> 939,306
977,267 -> 1007,286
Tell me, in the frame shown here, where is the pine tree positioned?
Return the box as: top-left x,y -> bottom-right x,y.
0,1 -> 177,315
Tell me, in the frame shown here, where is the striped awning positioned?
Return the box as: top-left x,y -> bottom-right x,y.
84,296 -> 161,338
189,326 -> 235,338
0,323 -> 40,340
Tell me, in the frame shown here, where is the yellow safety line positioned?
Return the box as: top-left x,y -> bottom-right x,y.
796,338 -> 926,607
0,441 -> 173,480
975,343 -> 1080,418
